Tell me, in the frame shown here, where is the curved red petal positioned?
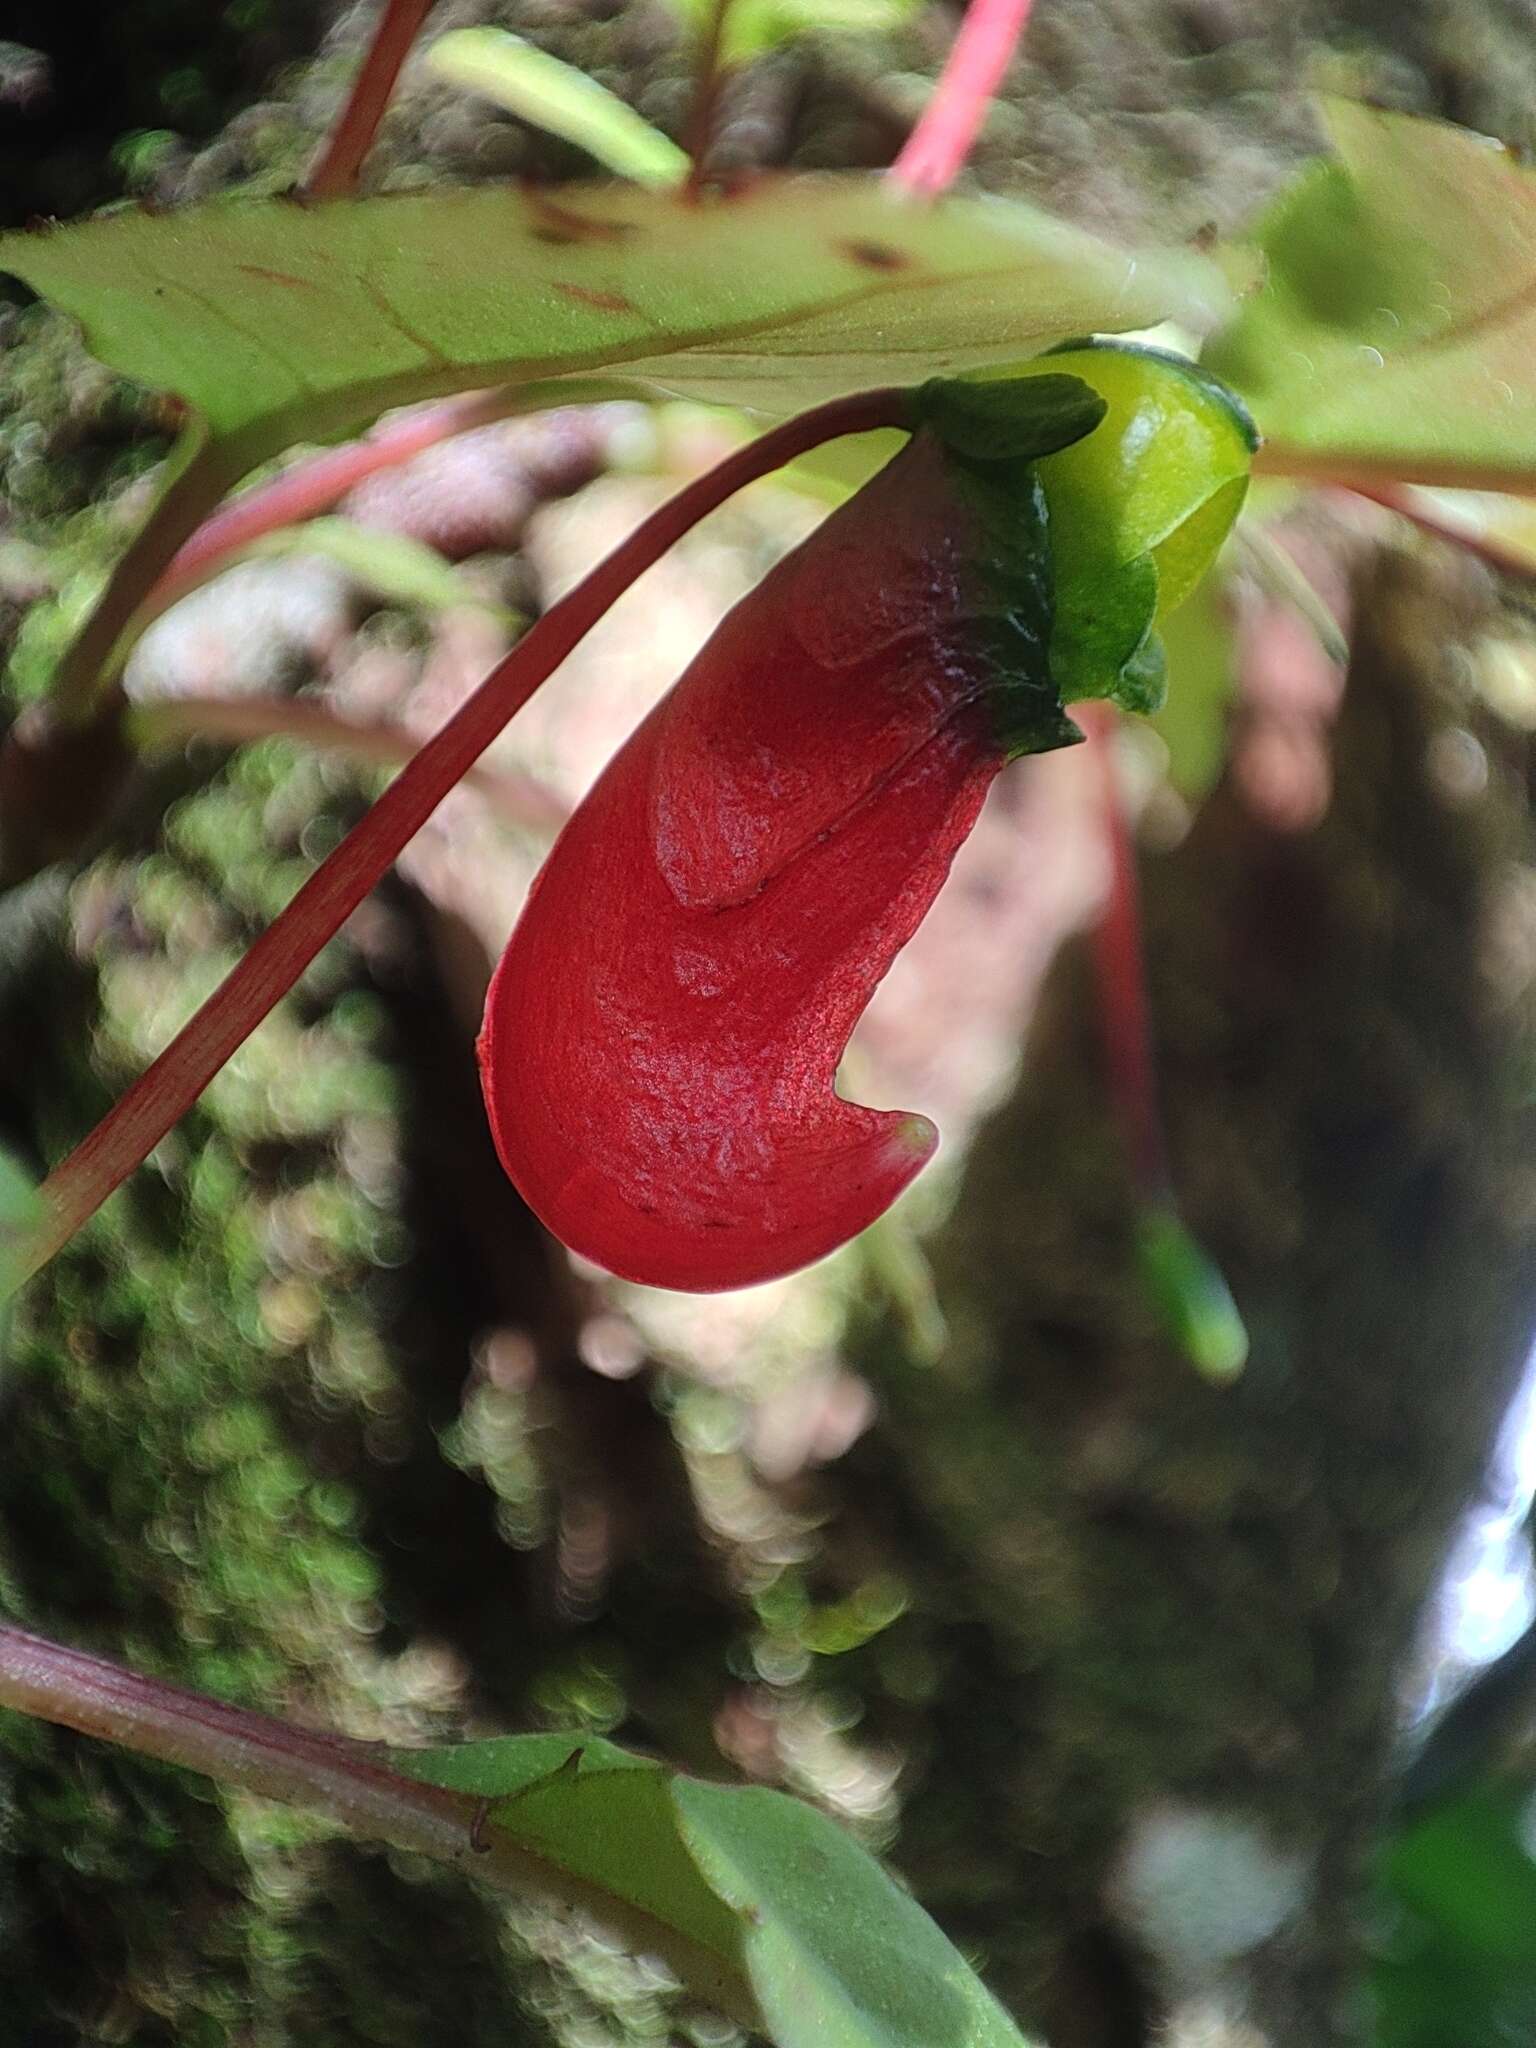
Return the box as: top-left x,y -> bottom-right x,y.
482,713 -> 996,1290
480,433 -> 1023,1292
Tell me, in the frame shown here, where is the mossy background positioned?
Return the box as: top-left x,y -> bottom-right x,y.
6,3 -> 1536,2045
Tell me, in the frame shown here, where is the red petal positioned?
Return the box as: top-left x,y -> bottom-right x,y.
479,434 -> 1006,1292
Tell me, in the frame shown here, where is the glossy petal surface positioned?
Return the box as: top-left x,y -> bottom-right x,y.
480,430 -> 1055,1290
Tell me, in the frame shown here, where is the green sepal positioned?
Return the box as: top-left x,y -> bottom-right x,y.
910,347 -> 1250,755
962,341 -> 1255,708
914,373 -> 1108,464
1113,627 -> 1169,717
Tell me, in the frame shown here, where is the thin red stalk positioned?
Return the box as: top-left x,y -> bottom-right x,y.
14,386 -> 911,1290
887,0 -> 1034,198
145,388 -> 520,627
136,694 -> 571,834
0,1623 -> 754,2021
305,0 -> 434,201
1075,702 -> 1168,1196
1341,481 -> 1536,586
682,0 -> 733,198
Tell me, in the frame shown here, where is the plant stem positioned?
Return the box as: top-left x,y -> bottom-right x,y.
1340,481 -> 1536,587
1253,442 -> 1536,496
682,0 -> 733,197
46,433 -> 238,725
1075,702 -> 1168,1196
143,387 -> 525,630
1234,525 -> 1349,665
12,386 -> 912,1292
305,0 -> 435,202
0,1624 -> 755,2024
133,694 -> 571,834
887,0 -> 1035,198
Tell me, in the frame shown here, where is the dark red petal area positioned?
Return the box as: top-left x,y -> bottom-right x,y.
478,433 -> 1013,1292
480,699 -> 996,1290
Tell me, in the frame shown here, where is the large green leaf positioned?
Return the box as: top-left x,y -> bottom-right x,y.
0,180 -> 1229,476
1373,1779 -> 1536,2048
1206,99 -> 1536,484
394,1734 -> 1036,2048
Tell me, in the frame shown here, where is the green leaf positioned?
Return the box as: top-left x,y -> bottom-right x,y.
392,1734 -> 1038,2048
1205,99 -> 1536,484
239,517 -> 516,626
0,182 -> 1230,478
1134,1202 -> 1248,1381
674,1778 -> 1031,2048
425,29 -> 690,188
1374,1779 -> 1536,2048
0,1144 -> 40,1343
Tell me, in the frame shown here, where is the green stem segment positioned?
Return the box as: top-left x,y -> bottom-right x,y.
10,386 -> 912,1295
0,1623 -> 756,2024
46,433 -> 239,725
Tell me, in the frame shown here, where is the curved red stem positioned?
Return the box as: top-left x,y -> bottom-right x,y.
14,386 -> 911,1290
305,0 -> 435,201
145,388 -> 521,626
1076,702 -> 1168,1196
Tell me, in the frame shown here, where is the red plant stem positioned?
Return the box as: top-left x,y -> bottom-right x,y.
145,387 -> 522,627
1340,481 -> 1536,586
1076,702 -> 1168,1196
305,0 -> 435,201
888,0 -> 1035,198
683,0 -> 733,198
15,386 -> 912,1290
0,1623 -> 754,2021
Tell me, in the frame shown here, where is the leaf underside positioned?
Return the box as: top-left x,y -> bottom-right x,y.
0,179 -> 1229,477
1206,97 -> 1536,480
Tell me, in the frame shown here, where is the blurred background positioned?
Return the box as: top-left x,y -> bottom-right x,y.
7,3 -> 1536,2044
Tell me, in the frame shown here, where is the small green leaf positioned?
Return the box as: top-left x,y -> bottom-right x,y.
0,1145 -> 40,1343
1134,1203 -> 1248,1382
397,1731 -> 652,1799
391,1733 -> 1040,2048
674,1777 -> 1033,2048
426,29 -> 690,189
397,1737 -> 744,1963
240,517 -> 516,627
1206,99 -> 1536,483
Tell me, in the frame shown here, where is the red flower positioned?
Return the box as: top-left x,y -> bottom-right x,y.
479,377 -> 1105,1290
